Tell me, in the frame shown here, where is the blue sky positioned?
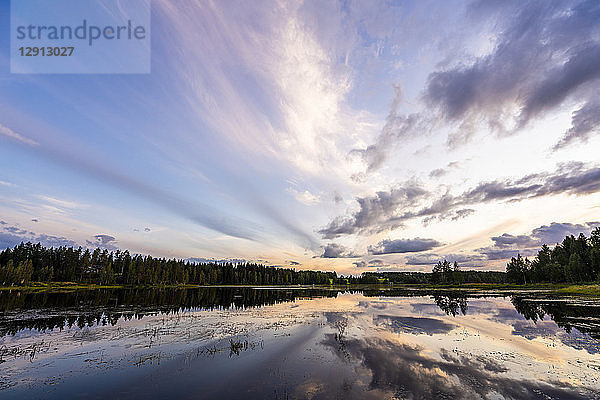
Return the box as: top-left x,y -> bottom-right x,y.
1,0 -> 599,274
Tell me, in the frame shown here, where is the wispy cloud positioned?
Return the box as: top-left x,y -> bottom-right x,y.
0,123 -> 39,146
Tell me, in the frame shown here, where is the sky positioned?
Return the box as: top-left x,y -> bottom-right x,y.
1,0 -> 599,275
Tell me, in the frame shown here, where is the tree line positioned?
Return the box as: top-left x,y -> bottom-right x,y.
0,242 -> 336,286
506,228 -> 600,284
360,262 -> 506,285
2,227 -> 599,287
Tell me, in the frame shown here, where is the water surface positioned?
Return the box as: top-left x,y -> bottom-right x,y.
1,288 -> 599,399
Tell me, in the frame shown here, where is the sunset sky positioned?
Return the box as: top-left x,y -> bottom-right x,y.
1,0 -> 599,275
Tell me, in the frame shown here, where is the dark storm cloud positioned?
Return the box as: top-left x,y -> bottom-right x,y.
320,163 -> 600,238
320,243 -> 359,258
368,238 -> 442,255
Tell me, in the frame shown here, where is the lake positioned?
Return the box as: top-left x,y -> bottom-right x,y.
1,287 -> 599,399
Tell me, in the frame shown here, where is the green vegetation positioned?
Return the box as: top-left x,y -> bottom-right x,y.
0,242 -> 336,287
1,227 -> 599,290
506,227 -> 600,284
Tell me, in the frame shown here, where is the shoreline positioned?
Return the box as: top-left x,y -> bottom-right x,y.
1,282 -> 599,296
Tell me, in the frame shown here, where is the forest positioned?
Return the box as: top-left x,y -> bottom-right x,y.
0,242 -> 336,286
506,228 -> 600,284
0,227 -> 599,287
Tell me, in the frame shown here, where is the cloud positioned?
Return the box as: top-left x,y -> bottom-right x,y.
405,252 -> 485,266
368,238 -> 442,255
478,247 -> 538,261
350,86 -> 423,171
0,223 -> 79,250
4,226 -> 28,235
287,188 -> 321,205
318,183 -> 428,238
531,221 -> 600,245
427,1 -> 600,144
320,243 -> 359,258
321,163 -> 600,237
429,161 -> 462,179
0,123 -> 39,146
353,259 -> 385,269
490,233 -> 539,248
37,195 -> 83,210
429,168 -> 446,178
86,234 -> 118,251
354,1 -> 600,170
476,221 -> 600,262
554,95 -> 600,149
144,227 -> 151,232
321,336 -> 591,400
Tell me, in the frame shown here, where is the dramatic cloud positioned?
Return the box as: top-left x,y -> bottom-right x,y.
320,243 -> 359,258
476,221 -> 600,261
355,1 -> 600,169
427,1 -> 600,146
318,183 -> 428,238
368,238 -> 442,255
321,163 -> 600,238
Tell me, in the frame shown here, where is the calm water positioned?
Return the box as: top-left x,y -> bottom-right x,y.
0,287 -> 599,399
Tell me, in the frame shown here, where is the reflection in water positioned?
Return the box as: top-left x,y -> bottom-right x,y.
0,288 -> 336,336
511,295 -> 600,340
0,288 -> 599,399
